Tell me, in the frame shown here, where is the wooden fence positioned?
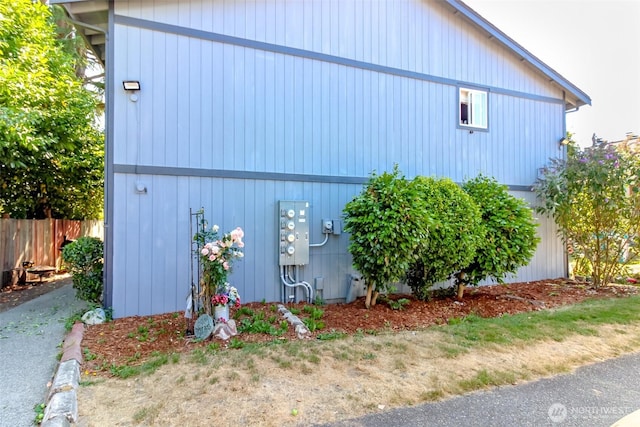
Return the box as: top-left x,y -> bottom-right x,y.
0,219 -> 103,283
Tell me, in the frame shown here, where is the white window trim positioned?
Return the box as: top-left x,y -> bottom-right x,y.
459,87 -> 488,130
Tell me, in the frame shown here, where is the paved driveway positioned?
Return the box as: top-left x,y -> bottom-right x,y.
321,351 -> 640,426
0,281 -> 86,427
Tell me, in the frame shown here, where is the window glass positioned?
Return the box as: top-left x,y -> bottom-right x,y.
459,88 -> 487,129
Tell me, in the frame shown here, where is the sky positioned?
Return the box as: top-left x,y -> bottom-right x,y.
463,0 -> 640,147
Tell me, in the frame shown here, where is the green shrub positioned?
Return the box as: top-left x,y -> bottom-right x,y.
62,236 -> 104,304
406,177 -> 484,300
534,140 -> 640,287
343,166 -> 428,308
457,175 -> 539,297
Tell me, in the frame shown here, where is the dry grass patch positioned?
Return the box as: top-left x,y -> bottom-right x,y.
78,322 -> 640,426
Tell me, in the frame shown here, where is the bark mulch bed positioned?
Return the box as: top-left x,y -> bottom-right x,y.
81,278 -> 639,374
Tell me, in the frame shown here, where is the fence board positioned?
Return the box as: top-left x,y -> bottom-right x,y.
0,219 -> 104,284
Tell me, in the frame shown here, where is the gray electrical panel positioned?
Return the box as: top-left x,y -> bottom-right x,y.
278,201 -> 309,265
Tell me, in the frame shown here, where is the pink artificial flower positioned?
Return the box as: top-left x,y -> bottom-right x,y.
209,255 -> 216,261
201,247 -> 209,256
237,241 -> 244,248
210,246 -> 220,255
211,294 -> 229,306
223,261 -> 230,270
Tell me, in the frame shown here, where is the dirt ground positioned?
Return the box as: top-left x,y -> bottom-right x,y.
0,273 -> 71,313
75,279 -> 640,426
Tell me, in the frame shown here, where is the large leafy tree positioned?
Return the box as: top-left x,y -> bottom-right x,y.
534,138 -> 640,287
0,0 -> 103,219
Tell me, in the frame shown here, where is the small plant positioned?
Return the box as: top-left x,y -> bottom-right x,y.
206,343 -> 221,354
229,337 -> 244,349
235,306 -> 255,318
126,352 -> 142,363
386,297 -> 410,311
33,402 -> 45,425
83,347 -> 97,361
303,317 -> 325,332
303,305 -> 324,320
316,329 -> 347,341
108,353 -> 170,378
64,308 -> 86,331
61,236 -> 104,304
136,326 -> 149,342
238,317 -> 285,335
302,305 -> 325,332
237,309 -> 288,336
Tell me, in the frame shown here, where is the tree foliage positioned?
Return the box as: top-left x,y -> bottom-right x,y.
406,177 -> 484,300
343,166 -> 428,308
533,139 -> 640,287
457,175 -> 539,296
0,0 -> 103,219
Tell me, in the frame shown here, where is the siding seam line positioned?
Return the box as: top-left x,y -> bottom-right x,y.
113,164 -> 533,192
114,14 -> 564,106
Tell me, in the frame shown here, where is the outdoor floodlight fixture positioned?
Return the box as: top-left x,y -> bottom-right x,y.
123,80 -> 141,91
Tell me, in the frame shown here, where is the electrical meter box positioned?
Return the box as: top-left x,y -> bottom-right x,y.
278,201 -> 309,265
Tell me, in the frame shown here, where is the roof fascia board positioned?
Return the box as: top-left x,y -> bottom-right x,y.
445,0 -> 591,108
51,0 -> 591,108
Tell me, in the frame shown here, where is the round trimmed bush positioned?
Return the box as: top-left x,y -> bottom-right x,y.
343,166 -> 428,308
406,177 -> 484,300
457,175 -> 539,294
62,236 -> 104,304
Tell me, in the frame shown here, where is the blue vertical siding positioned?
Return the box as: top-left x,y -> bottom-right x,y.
109,0 -> 569,317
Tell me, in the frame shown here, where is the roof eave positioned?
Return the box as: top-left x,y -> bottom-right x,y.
50,0 -> 108,67
52,0 -> 592,111
444,0 -> 591,110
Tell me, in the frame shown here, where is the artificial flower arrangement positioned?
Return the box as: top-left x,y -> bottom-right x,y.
194,220 -> 245,315
210,282 -> 241,308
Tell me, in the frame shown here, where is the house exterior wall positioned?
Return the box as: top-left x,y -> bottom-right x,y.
109,0 -> 567,317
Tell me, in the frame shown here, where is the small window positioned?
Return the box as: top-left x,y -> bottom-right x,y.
459,88 -> 487,129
